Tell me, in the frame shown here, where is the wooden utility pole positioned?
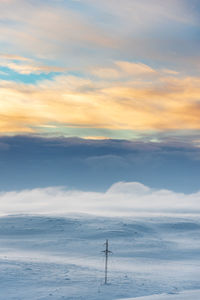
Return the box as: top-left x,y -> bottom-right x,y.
103,239 -> 112,284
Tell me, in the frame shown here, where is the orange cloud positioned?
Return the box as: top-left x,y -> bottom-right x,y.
0,54 -> 65,74
1,64 -> 200,135
115,61 -> 156,75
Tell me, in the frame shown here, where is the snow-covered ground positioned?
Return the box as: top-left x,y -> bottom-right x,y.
1,215 -> 200,299
119,289 -> 200,299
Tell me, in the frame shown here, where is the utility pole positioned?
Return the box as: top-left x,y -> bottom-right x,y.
103,239 -> 112,284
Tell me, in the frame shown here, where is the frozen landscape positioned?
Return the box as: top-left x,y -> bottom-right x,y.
1,0 -> 200,299
1,214 -> 200,300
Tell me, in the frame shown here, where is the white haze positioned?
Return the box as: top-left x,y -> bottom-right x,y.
1,182 -> 200,217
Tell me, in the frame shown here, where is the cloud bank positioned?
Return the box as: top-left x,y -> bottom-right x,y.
1,181 -> 200,217
1,135 -> 200,193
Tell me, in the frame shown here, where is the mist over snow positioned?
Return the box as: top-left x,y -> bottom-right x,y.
1,181 -> 200,217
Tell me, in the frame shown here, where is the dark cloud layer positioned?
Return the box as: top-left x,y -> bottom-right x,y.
0,136 -> 199,193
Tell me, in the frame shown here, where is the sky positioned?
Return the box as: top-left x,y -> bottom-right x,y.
1,0 -> 200,140
0,0 -> 200,196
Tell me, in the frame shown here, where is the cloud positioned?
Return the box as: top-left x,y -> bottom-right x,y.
1,65 -> 200,134
91,61 -> 156,79
0,54 -> 31,61
115,61 -> 156,75
0,181 -> 200,217
0,0 -> 199,71
83,136 -> 111,140
0,1 -> 200,138
0,135 -> 200,193
3,62 -> 64,75
0,0 -> 116,66
0,54 -> 65,74
83,0 -> 197,26
91,67 -> 121,79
